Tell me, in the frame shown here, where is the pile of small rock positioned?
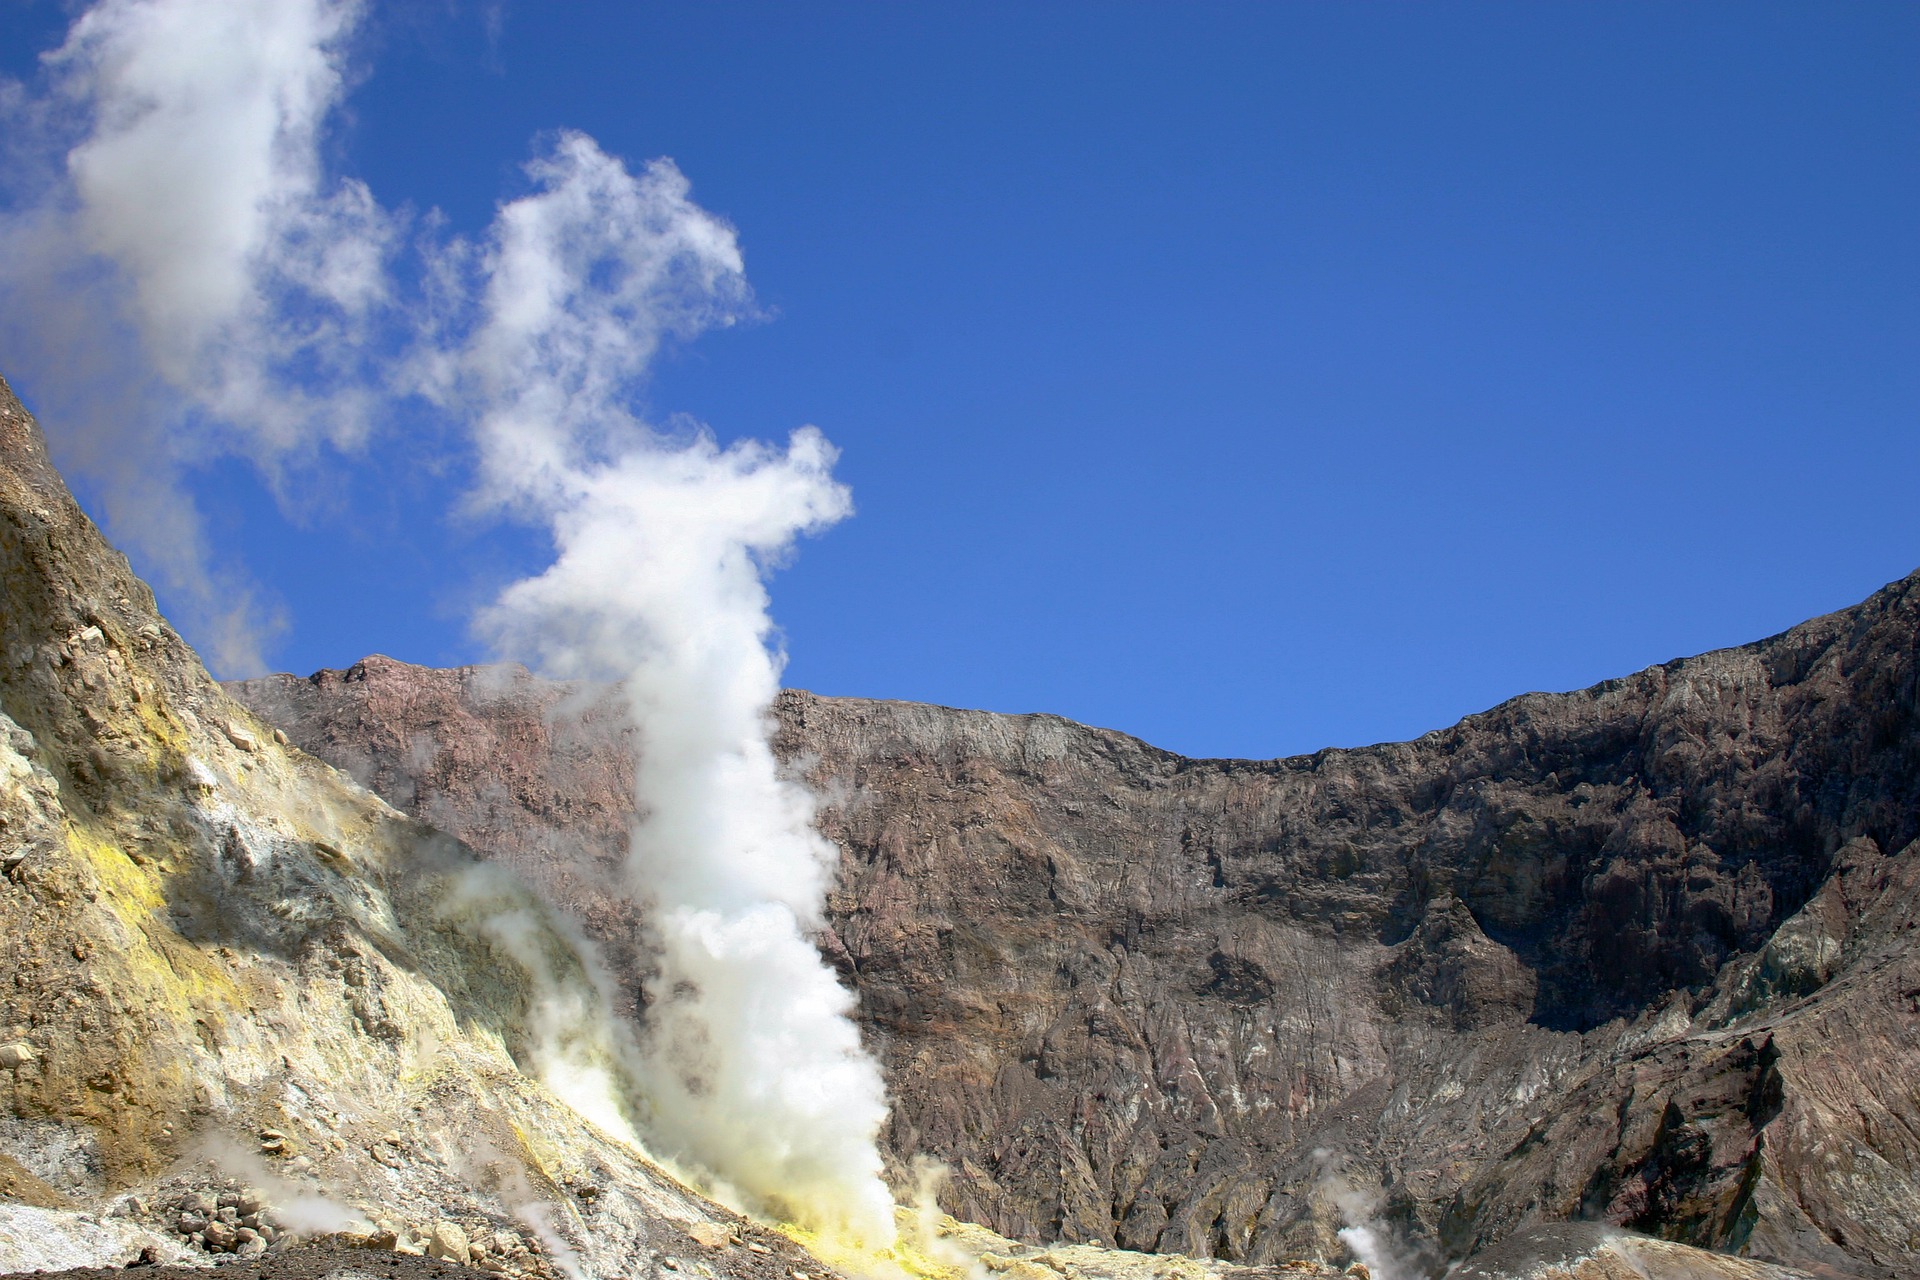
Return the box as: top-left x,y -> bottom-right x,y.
364,1218 -> 555,1278
167,1186 -> 282,1257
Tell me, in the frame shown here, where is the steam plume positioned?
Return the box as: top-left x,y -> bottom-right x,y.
1,0 -> 896,1248
189,1132 -> 359,1238
433,136 -> 895,1245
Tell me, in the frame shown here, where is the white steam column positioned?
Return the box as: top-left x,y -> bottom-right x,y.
452,137 -> 898,1247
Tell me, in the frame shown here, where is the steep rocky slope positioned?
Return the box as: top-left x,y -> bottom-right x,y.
0,376 -> 846,1279
235,573 -> 1920,1279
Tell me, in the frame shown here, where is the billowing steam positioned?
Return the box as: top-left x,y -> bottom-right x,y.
427,137 -> 892,1242
1,0 -> 894,1249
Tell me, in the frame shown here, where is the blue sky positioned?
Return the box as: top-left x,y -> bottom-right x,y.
3,1 -> 1916,760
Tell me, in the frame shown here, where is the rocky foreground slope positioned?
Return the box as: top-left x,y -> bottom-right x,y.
0,377 -> 869,1279
235,571 -> 1920,1278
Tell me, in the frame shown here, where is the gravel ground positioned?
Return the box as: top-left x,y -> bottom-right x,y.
0,1241 -> 508,1280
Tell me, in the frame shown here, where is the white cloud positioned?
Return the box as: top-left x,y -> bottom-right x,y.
0,0 -> 392,672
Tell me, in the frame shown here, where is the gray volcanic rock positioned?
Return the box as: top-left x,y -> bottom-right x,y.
233,570 -> 1920,1278
1449,1221 -> 1824,1279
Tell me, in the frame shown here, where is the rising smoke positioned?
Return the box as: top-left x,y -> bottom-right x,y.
0,0 -> 895,1249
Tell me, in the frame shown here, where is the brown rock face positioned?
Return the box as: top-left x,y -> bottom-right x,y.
231,659 -> 651,1017
230,573 -> 1920,1279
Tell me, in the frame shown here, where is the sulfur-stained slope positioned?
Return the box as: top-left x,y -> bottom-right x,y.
0,374 -> 829,1278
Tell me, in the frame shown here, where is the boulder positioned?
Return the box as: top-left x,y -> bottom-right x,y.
427,1221 -> 472,1266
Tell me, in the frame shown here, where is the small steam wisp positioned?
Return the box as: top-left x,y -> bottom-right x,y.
1316,1153 -> 1420,1280
2,0 -> 898,1254
190,1132 -> 359,1239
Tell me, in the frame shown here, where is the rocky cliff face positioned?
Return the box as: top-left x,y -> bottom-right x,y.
234,574 -> 1920,1280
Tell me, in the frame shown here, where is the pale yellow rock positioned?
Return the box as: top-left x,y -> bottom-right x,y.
994,1263 -> 1059,1280
427,1221 -> 472,1265
687,1222 -> 736,1250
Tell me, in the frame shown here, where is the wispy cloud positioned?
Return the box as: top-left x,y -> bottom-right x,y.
0,0 -> 393,672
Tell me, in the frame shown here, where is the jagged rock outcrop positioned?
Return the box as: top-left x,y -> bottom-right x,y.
235,570 -> 1920,1279
0,374 -> 829,1278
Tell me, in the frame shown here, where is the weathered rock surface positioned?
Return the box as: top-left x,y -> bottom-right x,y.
0,376 -> 821,1279
1449,1221 -> 1822,1279
235,570 -> 1920,1278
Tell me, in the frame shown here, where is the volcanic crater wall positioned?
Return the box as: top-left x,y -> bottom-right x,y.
232,572 -> 1920,1279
